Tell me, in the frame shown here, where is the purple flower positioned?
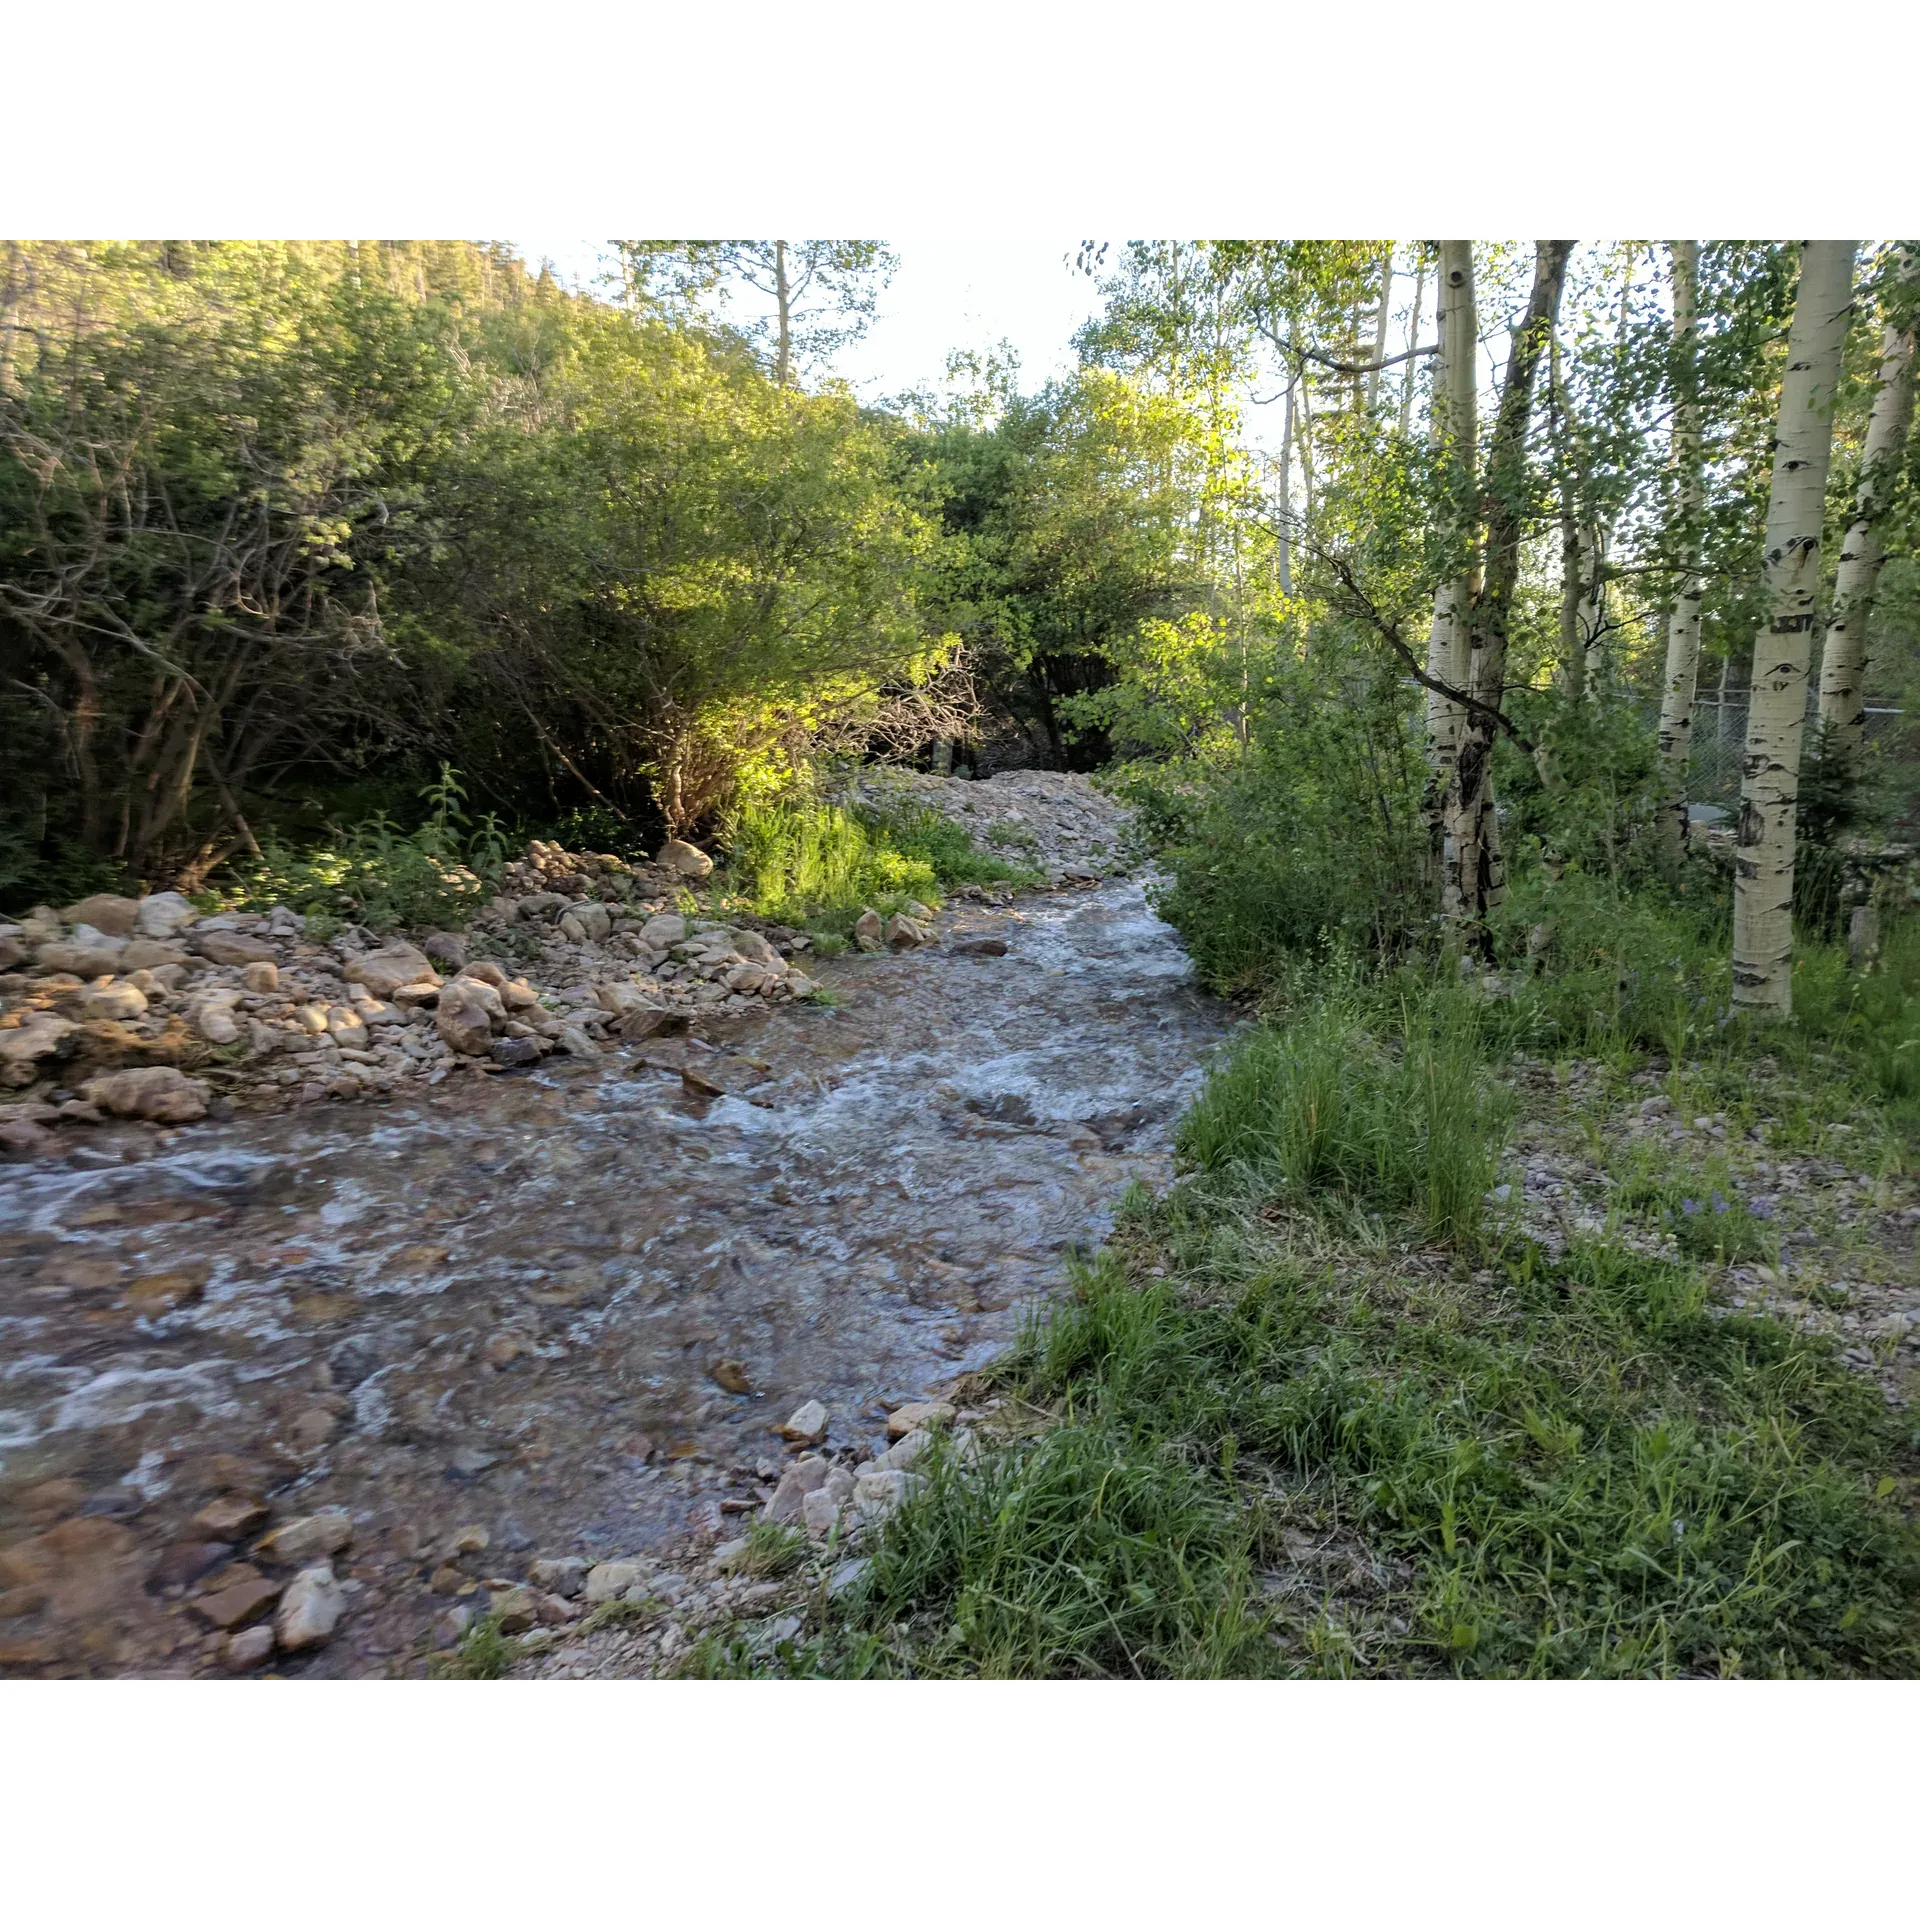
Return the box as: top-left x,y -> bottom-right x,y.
1680,1197 -> 1701,1217
1712,1193 -> 1730,1214
1747,1195 -> 1776,1220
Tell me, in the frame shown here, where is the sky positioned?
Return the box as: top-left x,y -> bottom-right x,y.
515,237 -> 1106,406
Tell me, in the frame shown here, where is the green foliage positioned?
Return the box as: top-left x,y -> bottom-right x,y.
227,815 -> 485,931
432,1612 -> 519,1680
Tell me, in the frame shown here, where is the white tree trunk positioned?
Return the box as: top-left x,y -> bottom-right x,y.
1732,240 -> 1857,1018
1422,242 -> 1477,916
1657,240 -> 1706,850
774,239 -> 792,386
1817,248 -> 1917,752
1366,245 -> 1393,413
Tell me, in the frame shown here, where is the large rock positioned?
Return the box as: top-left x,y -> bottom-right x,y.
639,914 -> 687,950
728,929 -> 786,972
189,1494 -> 270,1542
529,1556 -> 589,1598
119,938 -> 190,970
194,930 -> 277,967
61,894 -> 141,938
762,1455 -> 831,1525
435,978 -> 502,1056
134,891 -> 199,939
582,1559 -> 643,1605
886,913 -> 932,950
345,943 -> 440,998
887,1400 -> 956,1439
853,909 -> 883,949
197,1002 -> 242,1045
35,939 -> 125,976
79,1065 -> 209,1123
560,901 -> 611,942
275,1565 -> 345,1652
656,838 -> 714,879
777,1399 -> 829,1445
594,980 -> 657,1017
0,1017 -> 75,1086
255,1511 -> 353,1564
77,982 -> 148,1021
722,962 -> 771,995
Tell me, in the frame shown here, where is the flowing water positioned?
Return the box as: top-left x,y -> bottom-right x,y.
0,880 -> 1233,1674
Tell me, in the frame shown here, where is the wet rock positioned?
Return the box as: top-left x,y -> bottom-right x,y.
887,1400 -> 956,1439
952,938 -> 1009,957
62,894 -> 142,938
276,1565 -> 345,1652
529,1556 -> 589,1597
709,1358 -> 752,1394
221,1623 -> 276,1672
189,1494 -> 270,1542
80,1066 -> 210,1123
763,1454 -> 831,1524
255,1512 -> 353,1564
345,943 -> 440,998
778,1399 -> 829,1445
583,1560 -> 643,1604
0,1118 -> 51,1154
195,930 -> 276,967
135,891 -> 199,939
657,838 -> 714,879
191,1575 -> 282,1631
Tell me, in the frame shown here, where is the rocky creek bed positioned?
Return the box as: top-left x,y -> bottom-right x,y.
0,865 -> 1233,1677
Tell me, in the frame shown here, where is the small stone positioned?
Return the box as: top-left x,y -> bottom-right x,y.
124,1271 -> 205,1314
422,931 -> 467,970
190,1576 -> 280,1631
222,1623 -> 276,1672
190,1493 -> 269,1542
583,1559 -> 643,1604
886,1401 -> 956,1439
446,1448 -> 498,1480
535,1593 -> 580,1626
529,1556 -> 588,1597
709,1358 -> 752,1394
255,1511 -> 353,1564
198,1003 -> 242,1044
275,1565 -> 345,1652
77,980 -> 147,1021
242,961 -> 280,993
777,1398 -> 829,1445
429,1564 -> 464,1595
801,1488 -> 840,1535
489,1035 -> 542,1068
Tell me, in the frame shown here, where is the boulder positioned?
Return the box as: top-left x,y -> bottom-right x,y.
853,909 -> 883,949
134,892 -> 199,939
422,931 -> 467,970
275,1565 -> 345,1653
61,894 -> 141,938
639,913 -> 687,949
529,1556 -> 589,1598
570,902 -> 612,942
435,978 -> 502,1056
77,982 -> 148,1021
777,1399 -> 829,1445
242,962 -> 279,993
119,939 -> 190,970
79,1065 -> 209,1123
728,929 -> 785,971
582,1559 -> 643,1605
345,943 -> 439,998
490,1585 -> 540,1635
489,1035 -> 542,1067
723,962 -> 771,994
0,1017 -> 76,1086
656,838 -> 714,879
594,980 -> 657,1017
886,913 -> 932,950
194,930 -> 277,967
254,1511 -> 353,1564
36,939 -> 125,976
762,1455 -> 831,1525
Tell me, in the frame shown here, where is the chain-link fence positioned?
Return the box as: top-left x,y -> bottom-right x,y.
1684,695 -> 1906,814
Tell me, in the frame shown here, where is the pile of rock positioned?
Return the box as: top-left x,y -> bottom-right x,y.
851,767 -> 1133,881
0,840 -> 835,1153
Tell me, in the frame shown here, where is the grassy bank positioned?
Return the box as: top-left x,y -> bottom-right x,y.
687,933 -> 1920,1680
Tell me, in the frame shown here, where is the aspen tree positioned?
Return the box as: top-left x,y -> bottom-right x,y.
1422,241 -> 1477,913
1451,242 -> 1575,932
1656,241 -> 1706,850
1731,241 -> 1857,1017
1816,247 -> 1917,752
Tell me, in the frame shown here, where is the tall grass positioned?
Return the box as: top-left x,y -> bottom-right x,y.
1180,993 -> 1514,1245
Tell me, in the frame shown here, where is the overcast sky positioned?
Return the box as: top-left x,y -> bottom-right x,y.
515,236 -> 1105,406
